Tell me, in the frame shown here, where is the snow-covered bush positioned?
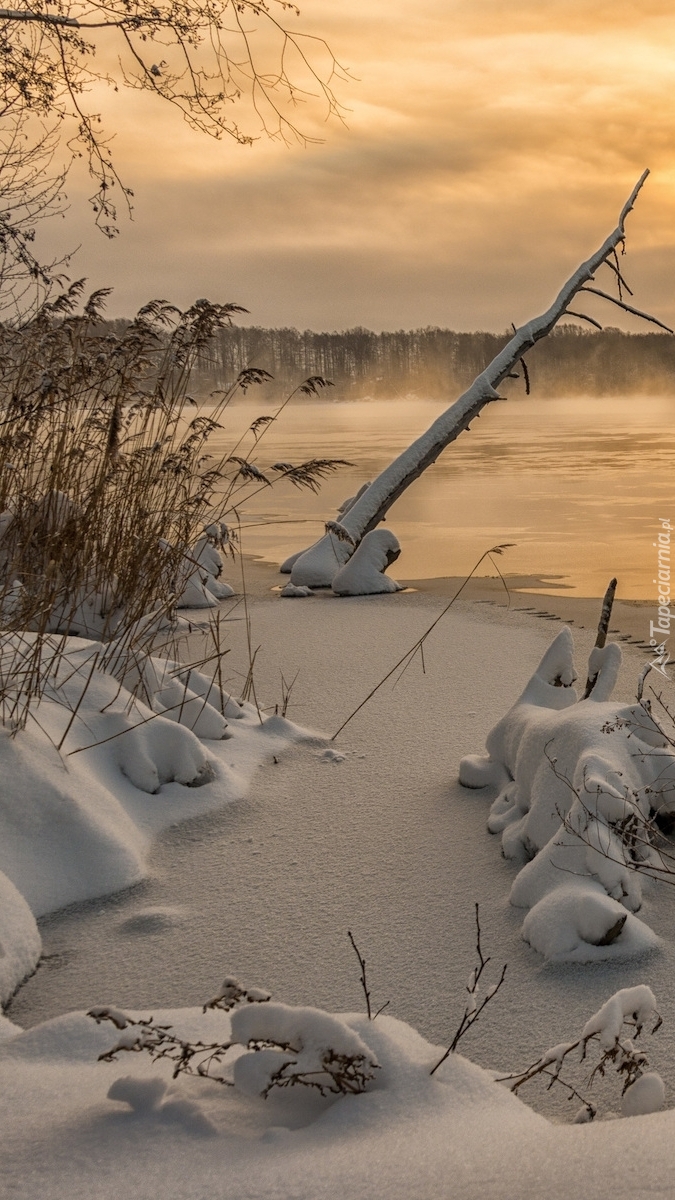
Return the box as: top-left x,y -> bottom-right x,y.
89,967 -> 668,1128
90,979 -> 380,1099
499,984 -> 664,1121
460,627 -> 675,961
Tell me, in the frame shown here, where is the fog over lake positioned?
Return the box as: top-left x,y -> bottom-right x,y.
214,394 -> 675,599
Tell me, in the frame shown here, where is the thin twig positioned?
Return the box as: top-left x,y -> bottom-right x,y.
331,545 -> 514,740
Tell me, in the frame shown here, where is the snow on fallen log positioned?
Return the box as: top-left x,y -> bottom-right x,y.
459,627 -> 675,961
290,172 -> 665,590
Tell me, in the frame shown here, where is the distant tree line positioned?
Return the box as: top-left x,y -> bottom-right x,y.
103,321 -> 675,400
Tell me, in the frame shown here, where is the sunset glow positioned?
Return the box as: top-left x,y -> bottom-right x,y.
39,0 -> 675,330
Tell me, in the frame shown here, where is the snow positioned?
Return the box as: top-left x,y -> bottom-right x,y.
581,985 -> 658,1048
176,533 -> 235,608
282,487 -> 371,580
230,1001 -> 379,1096
290,529 -> 353,587
280,583 -> 314,597
3,987 -> 675,1199
0,1002 -> 549,1199
621,1072 -> 665,1117
0,872 -> 41,1007
460,627 -> 675,961
332,529 -> 402,595
0,633 -> 311,1005
5,588 -> 675,1197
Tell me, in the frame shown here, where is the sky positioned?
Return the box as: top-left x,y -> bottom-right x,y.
38,0 -> 675,331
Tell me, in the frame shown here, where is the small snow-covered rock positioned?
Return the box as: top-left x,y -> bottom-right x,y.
280,583 -> 314,598
331,530 -> 402,596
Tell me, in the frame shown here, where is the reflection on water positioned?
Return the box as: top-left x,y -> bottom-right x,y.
210,395 -> 675,598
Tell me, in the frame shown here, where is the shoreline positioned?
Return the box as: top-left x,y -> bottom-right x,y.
234,555 -> 658,657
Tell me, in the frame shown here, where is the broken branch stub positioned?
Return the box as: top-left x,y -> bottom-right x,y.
583,578 -> 618,699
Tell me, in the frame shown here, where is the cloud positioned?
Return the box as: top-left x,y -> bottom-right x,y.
37,0 -> 675,330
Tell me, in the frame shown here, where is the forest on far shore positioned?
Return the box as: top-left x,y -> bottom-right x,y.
99,321 -> 675,399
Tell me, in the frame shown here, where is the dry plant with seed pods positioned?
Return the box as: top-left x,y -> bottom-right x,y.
0,283 -> 347,731
497,985 -> 664,1122
89,973 -> 380,1098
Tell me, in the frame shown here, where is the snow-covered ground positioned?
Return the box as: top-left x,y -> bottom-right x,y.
3,590 -> 675,1197
0,631 -> 313,1021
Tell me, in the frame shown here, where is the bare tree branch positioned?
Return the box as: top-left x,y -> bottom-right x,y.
579,286 -> 674,334
0,0 -> 348,231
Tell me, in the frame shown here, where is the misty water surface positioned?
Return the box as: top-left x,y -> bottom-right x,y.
214,394 -> 675,598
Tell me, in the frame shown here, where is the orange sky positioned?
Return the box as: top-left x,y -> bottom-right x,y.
38,0 -> 675,331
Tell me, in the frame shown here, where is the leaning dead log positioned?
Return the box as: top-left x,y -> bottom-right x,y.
290,170 -> 670,588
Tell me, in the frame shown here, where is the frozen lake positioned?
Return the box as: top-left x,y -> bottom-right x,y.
212,393 -> 675,599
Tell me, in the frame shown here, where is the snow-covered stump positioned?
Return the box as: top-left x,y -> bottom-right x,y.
282,485 -> 371,581
332,530 -> 402,596
288,530 -> 354,588
460,627 -> 675,962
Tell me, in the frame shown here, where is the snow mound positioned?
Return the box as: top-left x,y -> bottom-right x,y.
282,487 -> 371,578
5,984 -> 673,1198
231,1002 -> 379,1098
520,883 -> 658,963
0,636 -> 310,1002
621,1072 -> 665,1117
460,628 -> 675,961
280,583 -> 314,598
108,1075 -> 216,1133
176,531 -> 235,608
332,529 -> 403,596
0,872 -> 41,1006
290,530 -> 353,588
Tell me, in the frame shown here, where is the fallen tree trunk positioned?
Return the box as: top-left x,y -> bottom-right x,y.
290,170 -> 668,587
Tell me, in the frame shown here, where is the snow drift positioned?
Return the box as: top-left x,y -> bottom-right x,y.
460,628 -> 675,961
0,634 -> 309,1006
